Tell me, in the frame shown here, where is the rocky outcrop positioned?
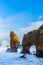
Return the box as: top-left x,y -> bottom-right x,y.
7,31 -> 20,52
21,25 -> 43,57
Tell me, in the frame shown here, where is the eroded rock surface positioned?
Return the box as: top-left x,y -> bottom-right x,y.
7,31 -> 20,52
21,25 -> 43,57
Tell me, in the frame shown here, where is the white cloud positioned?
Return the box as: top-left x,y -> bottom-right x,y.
17,21 -> 43,43
0,12 -> 33,41
0,18 -> 9,40
0,33 -> 9,40
38,16 -> 43,20
0,12 -> 43,44
19,21 -> 43,33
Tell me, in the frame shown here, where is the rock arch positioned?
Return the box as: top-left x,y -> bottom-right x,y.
21,25 -> 43,57
29,45 -> 36,54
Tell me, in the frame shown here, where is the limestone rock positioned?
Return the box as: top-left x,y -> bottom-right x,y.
9,31 -> 20,52
21,25 -> 43,57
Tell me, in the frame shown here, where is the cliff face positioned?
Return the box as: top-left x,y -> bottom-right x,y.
21,25 -> 43,57
10,31 -> 20,52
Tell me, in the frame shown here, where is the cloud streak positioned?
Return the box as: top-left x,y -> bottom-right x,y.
0,12 -> 43,44
17,21 -> 43,43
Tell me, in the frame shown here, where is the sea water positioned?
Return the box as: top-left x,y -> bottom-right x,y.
0,45 -> 43,65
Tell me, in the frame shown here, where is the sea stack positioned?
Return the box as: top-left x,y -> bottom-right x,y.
6,31 -> 20,52
10,31 -> 20,52
21,25 -> 43,57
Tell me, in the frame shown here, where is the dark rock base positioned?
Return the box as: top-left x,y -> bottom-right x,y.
20,55 -> 26,58
6,48 -> 17,52
21,49 -> 30,54
36,51 -> 43,57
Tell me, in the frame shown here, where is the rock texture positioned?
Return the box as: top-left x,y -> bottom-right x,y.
21,25 -> 43,57
10,31 -> 20,52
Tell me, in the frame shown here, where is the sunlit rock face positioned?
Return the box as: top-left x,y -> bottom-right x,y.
7,31 -> 20,52
21,25 -> 43,57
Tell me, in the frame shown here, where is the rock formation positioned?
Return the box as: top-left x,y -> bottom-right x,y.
7,31 -> 20,52
21,25 -> 43,57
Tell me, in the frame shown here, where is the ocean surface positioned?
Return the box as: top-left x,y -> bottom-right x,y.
0,45 -> 43,65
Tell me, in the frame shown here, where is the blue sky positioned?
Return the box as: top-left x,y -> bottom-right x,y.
0,0 -> 43,18
0,0 -> 43,44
